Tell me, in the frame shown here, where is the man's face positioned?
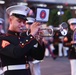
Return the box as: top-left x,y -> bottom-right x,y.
9,16 -> 27,32
26,23 -> 32,29
70,24 -> 76,31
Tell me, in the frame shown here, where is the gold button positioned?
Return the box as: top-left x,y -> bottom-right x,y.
22,43 -> 24,45
30,36 -> 33,39
15,33 -> 17,35
26,40 -> 28,42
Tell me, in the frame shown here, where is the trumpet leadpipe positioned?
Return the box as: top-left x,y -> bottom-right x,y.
20,28 -> 29,30
40,28 -> 52,30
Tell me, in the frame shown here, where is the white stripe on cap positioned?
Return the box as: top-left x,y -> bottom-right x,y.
10,10 -> 27,16
6,5 -> 30,16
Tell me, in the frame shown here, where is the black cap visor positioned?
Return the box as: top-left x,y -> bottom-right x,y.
26,22 -> 33,25
12,13 -> 27,20
71,23 -> 76,25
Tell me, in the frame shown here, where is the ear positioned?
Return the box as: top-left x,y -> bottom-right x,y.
8,16 -> 14,24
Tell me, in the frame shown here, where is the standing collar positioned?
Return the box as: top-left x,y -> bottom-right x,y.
7,30 -> 21,36
7,30 -> 27,36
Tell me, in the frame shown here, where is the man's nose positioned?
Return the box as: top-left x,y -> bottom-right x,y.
21,22 -> 25,26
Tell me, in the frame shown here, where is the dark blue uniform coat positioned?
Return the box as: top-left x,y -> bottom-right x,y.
0,30 -> 45,75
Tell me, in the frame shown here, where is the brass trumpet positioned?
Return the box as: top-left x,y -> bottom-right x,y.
38,26 -> 54,37
37,22 -> 68,37
20,22 -> 68,37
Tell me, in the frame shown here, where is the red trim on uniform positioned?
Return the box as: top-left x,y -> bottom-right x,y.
19,38 -> 35,48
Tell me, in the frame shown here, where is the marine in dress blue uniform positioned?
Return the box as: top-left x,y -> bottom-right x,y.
64,18 -> 76,75
26,16 -> 42,75
0,4 -> 45,75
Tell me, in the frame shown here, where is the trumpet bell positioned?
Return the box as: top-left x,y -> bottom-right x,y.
59,22 -> 68,36
40,27 -> 54,37
40,33 -> 53,37
60,29 -> 68,36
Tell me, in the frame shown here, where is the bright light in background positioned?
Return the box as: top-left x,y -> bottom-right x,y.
57,11 -> 64,15
17,2 -> 28,6
56,5 -> 64,16
33,4 -> 47,7
0,0 -> 5,4
70,6 -> 76,10
56,5 -> 63,9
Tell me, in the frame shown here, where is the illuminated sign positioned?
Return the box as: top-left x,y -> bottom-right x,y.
36,8 -> 50,22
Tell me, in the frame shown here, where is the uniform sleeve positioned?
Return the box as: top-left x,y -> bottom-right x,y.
29,42 -> 45,60
0,35 -> 45,60
63,33 -> 72,47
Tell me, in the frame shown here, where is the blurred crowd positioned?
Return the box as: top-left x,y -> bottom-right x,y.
41,24 -> 69,60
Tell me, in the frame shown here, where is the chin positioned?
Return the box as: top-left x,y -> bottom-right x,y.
16,29 -> 22,32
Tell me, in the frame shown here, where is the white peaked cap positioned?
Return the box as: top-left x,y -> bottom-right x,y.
6,4 -> 30,16
68,18 -> 76,25
0,18 -> 4,24
26,17 -> 35,23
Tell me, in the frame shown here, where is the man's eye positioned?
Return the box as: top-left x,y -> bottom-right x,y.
17,20 -> 21,23
23,21 -> 26,24
17,20 -> 26,24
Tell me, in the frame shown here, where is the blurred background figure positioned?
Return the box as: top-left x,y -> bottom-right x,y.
0,18 -> 5,75
53,30 -> 59,58
0,18 -> 5,34
58,30 -> 64,57
56,27 -> 68,57
26,13 -> 42,75
41,25 -> 57,60
64,18 -> 76,75
26,16 -> 42,75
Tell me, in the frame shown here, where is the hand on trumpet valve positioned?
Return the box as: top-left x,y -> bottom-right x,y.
30,22 -> 41,36
35,29 -> 44,40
